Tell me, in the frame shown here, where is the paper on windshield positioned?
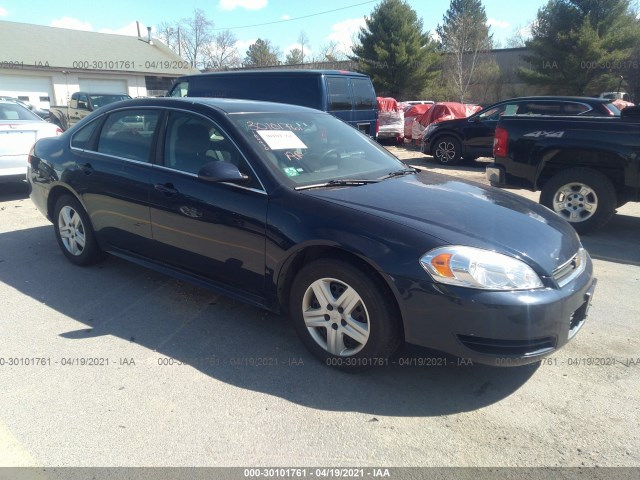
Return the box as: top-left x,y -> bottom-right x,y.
256,130 -> 307,150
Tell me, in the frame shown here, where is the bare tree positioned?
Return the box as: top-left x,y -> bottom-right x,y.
317,41 -> 345,62
203,30 -> 242,70
156,21 -> 179,53
298,31 -> 310,64
437,0 -> 493,103
505,24 -> 529,48
179,9 -> 214,69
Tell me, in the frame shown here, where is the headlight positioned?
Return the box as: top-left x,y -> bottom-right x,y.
420,246 -> 544,290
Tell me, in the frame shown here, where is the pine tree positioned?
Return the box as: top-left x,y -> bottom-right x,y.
351,0 -> 440,99
285,48 -> 304,65
436,0 -> 493,103
518,0 -> 640,96
244,39 -> 280,67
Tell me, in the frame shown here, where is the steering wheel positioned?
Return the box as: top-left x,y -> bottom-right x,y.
317,148 -> 341,165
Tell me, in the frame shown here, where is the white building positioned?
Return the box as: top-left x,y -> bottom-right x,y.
0,20 -> 198,109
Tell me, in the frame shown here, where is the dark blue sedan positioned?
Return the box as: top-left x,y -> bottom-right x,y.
27,98 -> 596,370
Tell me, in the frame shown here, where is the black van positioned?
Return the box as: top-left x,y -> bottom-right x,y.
167,70 -> 378,138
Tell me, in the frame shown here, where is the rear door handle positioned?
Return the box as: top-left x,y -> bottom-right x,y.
154,183 -> 178,195
80,162 -> 93,175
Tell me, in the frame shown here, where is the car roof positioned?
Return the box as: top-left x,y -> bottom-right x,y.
497,96 -> 611,104
0,99 -> 30,107
178,69 -> 368,80
84,93 -> 131,96
101,97 -> 326,115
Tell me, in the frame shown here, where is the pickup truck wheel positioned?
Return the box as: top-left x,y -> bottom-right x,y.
289,259 -> 401,371
540,168 -> 616,234
433,136 -> 461,166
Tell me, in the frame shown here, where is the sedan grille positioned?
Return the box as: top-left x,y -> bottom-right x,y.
553,248 -> 586,288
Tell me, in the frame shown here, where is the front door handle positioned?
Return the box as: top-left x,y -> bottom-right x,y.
154,183 -> 178,195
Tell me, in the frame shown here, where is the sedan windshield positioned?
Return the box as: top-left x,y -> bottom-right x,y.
231,112 -> 407,187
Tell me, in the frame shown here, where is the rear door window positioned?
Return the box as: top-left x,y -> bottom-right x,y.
97,109 -> 160,162
562,103 -> 591,115
351,78 -> 375,110
70,119 -> 100,150
326,77 -> 352,111
517,102 -> 563,115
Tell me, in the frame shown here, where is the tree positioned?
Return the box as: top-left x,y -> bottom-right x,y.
285,48 -> 304,65
244,39 -> 280,67
157,21 -> 180,53
351,0 -> 440,99
317,41 -> 344,62
178,9 -> 214,69
505,24 -> 531,48
437,0 -> 494,103
350,0 -> 440,99
298,31 -> 310,64
203,30 -> 242,70
518,0 -> 640,95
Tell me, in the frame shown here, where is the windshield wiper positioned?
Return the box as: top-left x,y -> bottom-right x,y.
380,168 -> 420,180
295,179 -> 380,191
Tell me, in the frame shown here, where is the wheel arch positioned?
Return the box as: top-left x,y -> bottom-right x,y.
535,149 -> 625,192
275,244 -> 406,340
429,131 -> 463,155
46,184 -> 85,221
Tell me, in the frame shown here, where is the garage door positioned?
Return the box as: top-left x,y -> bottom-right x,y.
0,74 -> 54,109
78,78 -> 128,94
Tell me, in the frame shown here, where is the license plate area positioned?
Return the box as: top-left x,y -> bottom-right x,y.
568,281 -> 596,339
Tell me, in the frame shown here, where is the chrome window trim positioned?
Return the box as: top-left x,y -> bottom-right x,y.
68,105 -> 267,193
151,163 -> 267,195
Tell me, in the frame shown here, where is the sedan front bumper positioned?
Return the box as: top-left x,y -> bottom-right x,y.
398,258 -> 595,366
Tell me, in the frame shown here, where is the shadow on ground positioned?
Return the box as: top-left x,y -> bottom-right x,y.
0,225 -> 541,418
0,180 -> 30,202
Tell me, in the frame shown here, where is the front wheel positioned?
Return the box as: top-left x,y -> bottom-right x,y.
433,136 -> 462,165
540,168 -> 616,234
289,259 -> 401,371
54,194 -> 104,265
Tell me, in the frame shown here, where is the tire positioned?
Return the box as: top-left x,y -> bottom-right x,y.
540,168 -> 616,235
433,136 -> 462,165
289,259 -> 401,371
53,194 -> 104,266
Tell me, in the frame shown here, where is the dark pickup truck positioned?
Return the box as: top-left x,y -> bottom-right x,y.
487,107 -> 640,233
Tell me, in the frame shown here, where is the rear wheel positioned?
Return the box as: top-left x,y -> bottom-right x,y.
540,168 -> 616,234
289,259 -> 401,371
433,136 -> 462,165
53,195 -> 104,265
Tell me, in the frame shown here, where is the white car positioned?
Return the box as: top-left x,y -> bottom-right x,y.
0,100 -> 61,182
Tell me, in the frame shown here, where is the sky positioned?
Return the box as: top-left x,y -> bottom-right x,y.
0,0 -> 547,58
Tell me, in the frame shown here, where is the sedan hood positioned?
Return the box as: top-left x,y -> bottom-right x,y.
303,172 -> 582,275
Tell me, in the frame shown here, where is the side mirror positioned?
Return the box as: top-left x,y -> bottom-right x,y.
198,161 -> 249,184
469,116 -> 481,123
77,101 -> 88,110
